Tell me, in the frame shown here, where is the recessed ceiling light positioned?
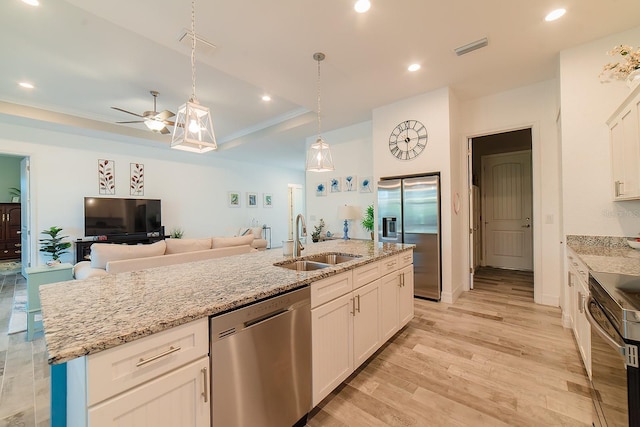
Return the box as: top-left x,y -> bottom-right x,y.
18,81 -> 35,89
354,0 -> 370,13
545,8 -> 566,22
408,64 -> 421,72
262,95 -> 271,102
21,0 -> 40,6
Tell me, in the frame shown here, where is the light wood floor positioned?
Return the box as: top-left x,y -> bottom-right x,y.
0,268 -> 593,426
307,268 -> 594,426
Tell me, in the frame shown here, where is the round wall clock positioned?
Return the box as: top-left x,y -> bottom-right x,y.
388,120 -> 428,160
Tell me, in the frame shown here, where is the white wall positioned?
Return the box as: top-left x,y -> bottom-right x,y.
560,25 -> 640,237
460,80 -> 562,306
372,87 -> 458,302
0,121 -> 304,266
305,121 -> 374,241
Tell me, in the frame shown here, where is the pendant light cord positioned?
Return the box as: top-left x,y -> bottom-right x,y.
191,0 -> 197,101
316,56 -> 322,138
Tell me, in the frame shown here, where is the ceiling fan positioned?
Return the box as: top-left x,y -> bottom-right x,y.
112,90 -> 175,134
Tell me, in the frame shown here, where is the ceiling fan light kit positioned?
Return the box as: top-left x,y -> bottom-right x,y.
112,90 -> 175,134
172,0 -> 217,153
306,52 -> 335,172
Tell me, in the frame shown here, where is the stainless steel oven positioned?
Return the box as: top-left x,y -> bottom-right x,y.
588,271 -> 640,426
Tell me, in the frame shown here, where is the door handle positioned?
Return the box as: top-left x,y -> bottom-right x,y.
356,295 -> 361,313
521,224 -> 530,228
201,366 -> 209,403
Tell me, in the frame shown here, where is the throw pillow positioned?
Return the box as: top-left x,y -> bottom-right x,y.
251,227 -> 263,239
90,240 -> 167,269
211,234 -> 254,249
165,238 -> 212,254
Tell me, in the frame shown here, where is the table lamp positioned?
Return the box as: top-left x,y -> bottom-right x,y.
338,205 -> 361,240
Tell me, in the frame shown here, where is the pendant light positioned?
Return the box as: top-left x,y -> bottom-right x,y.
171,0 -> 217,153
306,52 -> 335,172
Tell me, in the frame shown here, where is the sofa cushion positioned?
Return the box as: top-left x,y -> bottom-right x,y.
90,240 -> 167,269
251,227 -> 263,239
211,234 -> 254,249
106,245 -> 256,274
165,238 -> 212,254
73,261 -> 109,280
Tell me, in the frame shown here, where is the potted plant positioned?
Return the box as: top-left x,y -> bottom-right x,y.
170,227 -> 184,239
39,226 -> 72,265
361,205 -> 374,240
311,218 -> 325,242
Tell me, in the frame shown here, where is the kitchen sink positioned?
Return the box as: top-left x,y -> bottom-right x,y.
275,252 -> 361,271
304,253 -> 361,265
277,260 -> 330,271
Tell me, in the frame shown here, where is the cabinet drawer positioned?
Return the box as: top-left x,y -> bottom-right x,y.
380,255 -> 399,276
398,250 -> 413,269
567,249 -> 588,283
87,318 -> 208,406
311,271 -> 353,308
352,261 -> 380,290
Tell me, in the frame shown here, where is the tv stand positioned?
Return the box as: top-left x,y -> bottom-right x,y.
75,231 -> 165,264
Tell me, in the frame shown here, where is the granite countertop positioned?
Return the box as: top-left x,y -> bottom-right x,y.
40,240 -> 413,365
566,235 -> 640,276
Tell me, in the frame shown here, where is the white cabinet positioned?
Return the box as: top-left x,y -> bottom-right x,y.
566,249 -> 591,378
311,251 -> 414,407
380,264 -> 414,342
67,318 -> 210,427
88,356 -> 210,426
311,270 -> 380,407
608,85 -> 640,200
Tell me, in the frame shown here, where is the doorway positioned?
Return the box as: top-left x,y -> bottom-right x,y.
0,154 -> 31,275
468,129 -> 533,291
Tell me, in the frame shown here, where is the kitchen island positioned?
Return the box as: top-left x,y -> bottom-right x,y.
39,239 -> 414,427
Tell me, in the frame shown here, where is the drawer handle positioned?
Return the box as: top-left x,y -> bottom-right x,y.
136,346 -> 181,367
15,250 -> 21,254
201,366 -> 209,403
15,243 -> 21,247
386,261 -> 396,268
572,262 -> 578,267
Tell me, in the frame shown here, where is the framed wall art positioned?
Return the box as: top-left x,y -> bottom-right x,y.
228,191 -> 240,208
330,177 -> 341,193
98,159 -> 115,195
315,182 -> 327,197
130,163 -> 144,196
263,193 -> 273,208
247,192 -> 258,208
359,176 -> 373,193
343,175 -> 357,192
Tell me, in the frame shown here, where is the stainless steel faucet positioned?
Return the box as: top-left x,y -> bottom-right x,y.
294,213 -> 307,257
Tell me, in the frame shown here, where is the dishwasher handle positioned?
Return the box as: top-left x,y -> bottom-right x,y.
245,308 -> 288,328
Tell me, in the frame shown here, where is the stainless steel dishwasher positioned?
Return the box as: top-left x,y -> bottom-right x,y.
210,286 -> 311,427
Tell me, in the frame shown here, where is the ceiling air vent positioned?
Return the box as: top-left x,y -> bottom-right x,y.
177,29 -> 217,55
454,37 -> 488,56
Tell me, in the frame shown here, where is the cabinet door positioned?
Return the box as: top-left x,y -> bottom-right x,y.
379,273 -> 400,342
6,205 -> 21,239
398,265 -> 414,327
610,88 -> 640,200
353,280 -> 380,367
88,356 -> 210,427
311,293 -> 353,407
575,277 -> 591,378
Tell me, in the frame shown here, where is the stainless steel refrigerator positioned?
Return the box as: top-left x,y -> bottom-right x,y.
378,174 -> 441,300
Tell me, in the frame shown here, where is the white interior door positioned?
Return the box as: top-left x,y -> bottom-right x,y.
482,150 -> 533,270
20,157 -> 30,273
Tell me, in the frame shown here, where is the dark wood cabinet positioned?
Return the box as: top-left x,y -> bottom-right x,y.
0,203 -> 21,261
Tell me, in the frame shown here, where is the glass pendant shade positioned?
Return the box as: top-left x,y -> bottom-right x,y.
306,136 -> 334,172
171,99 -> 217,153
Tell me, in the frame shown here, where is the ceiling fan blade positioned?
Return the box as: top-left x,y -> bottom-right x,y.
155,110 -> 175,120
116,120 -> 145,124
163,120 -> 175,126
111,106 -> 145,118
160,127 -> 170,135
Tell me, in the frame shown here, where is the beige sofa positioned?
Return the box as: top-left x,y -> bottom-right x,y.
73,236 -> 257,280
237,227 -> 268,251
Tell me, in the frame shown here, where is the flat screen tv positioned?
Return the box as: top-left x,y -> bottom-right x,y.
84,197 -> 162,237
